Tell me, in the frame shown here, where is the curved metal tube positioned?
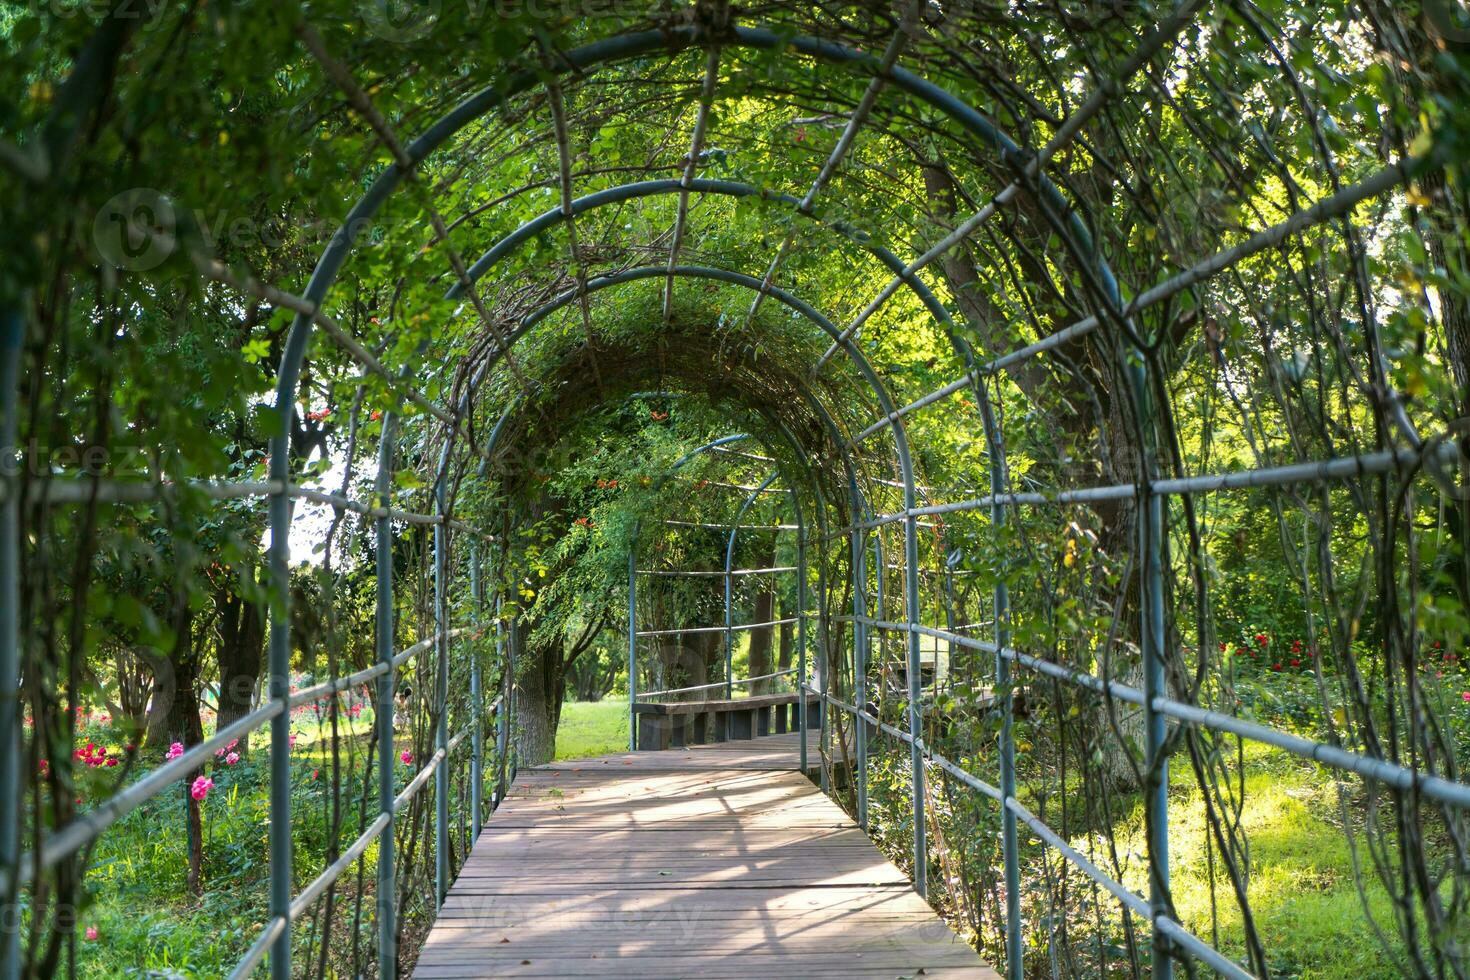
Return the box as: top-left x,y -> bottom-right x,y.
262,22 -> 1135,969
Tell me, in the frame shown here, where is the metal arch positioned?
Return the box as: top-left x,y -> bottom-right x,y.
465,369 -> 874,773
629,431 -> 763,749
457,177 -> 937,309
256,21 -> 1160,974
463,406 -> 838,762
448,175 -> 997,845
448,175 -> 1006,849
448,260 -> 931,888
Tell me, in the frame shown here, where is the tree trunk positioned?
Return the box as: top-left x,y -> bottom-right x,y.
748,589 -> 775,695
778,604 -> 793,673
143,634 -> 204,752
215,575 -> 264,753
512,623 -> 558,766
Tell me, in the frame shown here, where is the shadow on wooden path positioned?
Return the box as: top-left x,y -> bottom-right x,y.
413,730 -> 999,978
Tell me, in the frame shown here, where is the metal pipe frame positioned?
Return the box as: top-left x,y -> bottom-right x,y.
638,566 -> 797,577
726,472 -> 786,737
493,263 -> 924,883
0,306 -> 19,978
628,433 -> 759,747
373,411 -> 400,979
637,618 -> 798,638
2,11 -> 1446,980
640,669 -> 798,700
0,475 -> 478,529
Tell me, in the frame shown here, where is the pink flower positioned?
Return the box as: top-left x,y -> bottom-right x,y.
1461,692 -> 1470,703
288,733 -> 298,749
165,742 -> 184,761
225,752 -> 240,766
84,926 -> 97,941
399,750 -> 413,766
190,776 -> 214,801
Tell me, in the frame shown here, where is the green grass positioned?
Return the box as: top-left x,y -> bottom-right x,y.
555,699 -> 630,760
1057,740 -> 1417,978
1153,744 -> 1406,978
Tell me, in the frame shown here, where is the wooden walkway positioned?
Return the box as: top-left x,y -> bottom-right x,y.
414,730 -> 997,978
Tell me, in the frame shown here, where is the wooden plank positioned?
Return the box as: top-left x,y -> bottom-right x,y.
411,732 -> 997,979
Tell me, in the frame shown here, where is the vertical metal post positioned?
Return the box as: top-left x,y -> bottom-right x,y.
433,484 -> 450,909
815,501 -> 831,795
469,545 -> 483,840
1132,359 -> 1173,980
627,541 -> 638,752
0,307 -> 23,980
495,592 -> 509,804
796,522 -> 808,774
851,522 -> 868,828
724,538 -> 734,740
374,420 -> 398,979
265,401 -> 294,980
983,389 -> 1023,980
726,473 -> 780,739
903,508 -> 926,898
508,615 -> 519,783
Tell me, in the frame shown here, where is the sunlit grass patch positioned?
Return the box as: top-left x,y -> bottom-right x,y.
556,699 -> 629,759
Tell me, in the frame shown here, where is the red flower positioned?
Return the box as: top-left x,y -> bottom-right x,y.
370,410 -> 383,422
1218,642 -> 1227,652
1291,639 -> 1302,653
1289,659 -> 1301,668
1270,663 -> 1283,672
1255,633 -> 1269,647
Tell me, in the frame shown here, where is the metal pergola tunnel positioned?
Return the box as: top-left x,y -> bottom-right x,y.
4,1 -> 1470,978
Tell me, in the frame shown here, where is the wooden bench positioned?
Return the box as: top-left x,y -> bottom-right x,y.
631,692 -> 821,751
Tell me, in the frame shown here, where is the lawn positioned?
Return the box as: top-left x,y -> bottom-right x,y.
555,699 -> 630,759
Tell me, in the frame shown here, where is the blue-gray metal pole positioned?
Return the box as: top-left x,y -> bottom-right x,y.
983,391 -> 1023,980
726,472 -> 782,738
469,545 -> 483,840
495,592 -> 509,803
374,419 -> 399,978
1132,360 -> 1173,980
508,615 -> 520,783
433,481 -> 450,909
813,484 -> 832,795
0,307 -> 22,980
851,523 -> 868,828
799,528 -> 811,775
265,405 -> 294,980
627,543 -> 638,752
904,508 -> 926,899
